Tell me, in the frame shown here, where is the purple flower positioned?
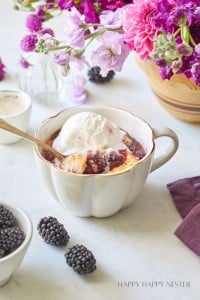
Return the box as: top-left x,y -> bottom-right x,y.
195,43 -> 200,56
78,0 -> 100,23
53,51 -> 70,66
91,31 -> 130,76
0,58 -> 5,81
26,14 -> 42,32
158,66 -> 173,80
155,59 -> 167,68
69,54 -> 90,70
101,0 -> 126,11
35,6 -> 46,21
58,0 -> 73,10
63,7 -> 86,48
68,76 -> 88,104
42,33 -> 57,48
177,43 -> 193,56
40,28 -> 54,36
45,0 -> 56,9
191,63 -> 200,86
19,56 -> 31,69
20,34 -> 38,52
99,8 -> 124,29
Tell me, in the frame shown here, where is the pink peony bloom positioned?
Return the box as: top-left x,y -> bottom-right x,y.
123,1 -> 158,59
0,58 -> 5,81
91,31 -> 130,76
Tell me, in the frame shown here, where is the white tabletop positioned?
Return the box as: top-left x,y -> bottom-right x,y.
0,2 -> 200,300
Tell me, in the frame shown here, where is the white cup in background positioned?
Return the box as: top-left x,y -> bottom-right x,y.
0,90 -> 32,144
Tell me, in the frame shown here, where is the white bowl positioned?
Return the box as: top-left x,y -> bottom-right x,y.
0,202 -> 33,287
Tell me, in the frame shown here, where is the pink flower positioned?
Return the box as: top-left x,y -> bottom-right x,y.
0,58 -> 5,81
100,8 -> 125,29
53,51 -> 70,66
91,31 -> 130,76
69,54 -> 90,70
63,7 -> 85,48
123,1 -> 158,59
68,76 -> 88,104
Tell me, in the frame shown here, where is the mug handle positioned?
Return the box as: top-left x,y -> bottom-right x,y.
150,127 -> 179,173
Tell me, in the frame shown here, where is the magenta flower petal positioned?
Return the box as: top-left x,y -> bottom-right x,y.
0,58 -> 5,81
19,56 -> 31,69
26,14 -> 42,33
20,34 -> 38,52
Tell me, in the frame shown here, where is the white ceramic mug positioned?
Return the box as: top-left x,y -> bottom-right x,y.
0,90 -> 32,144
34,106 -> 179,218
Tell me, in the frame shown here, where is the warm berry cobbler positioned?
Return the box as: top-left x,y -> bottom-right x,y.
42,129 -> 146,175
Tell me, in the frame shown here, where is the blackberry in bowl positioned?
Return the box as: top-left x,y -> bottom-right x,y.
0,202 -> 33,286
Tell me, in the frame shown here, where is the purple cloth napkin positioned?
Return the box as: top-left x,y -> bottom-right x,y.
167,176 -> 200,256
175,204 -> 200,256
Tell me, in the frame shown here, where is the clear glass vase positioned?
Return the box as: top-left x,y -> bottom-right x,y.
18,53 -> 64,104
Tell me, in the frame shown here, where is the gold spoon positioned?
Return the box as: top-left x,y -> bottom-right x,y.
0,117 -> 64,161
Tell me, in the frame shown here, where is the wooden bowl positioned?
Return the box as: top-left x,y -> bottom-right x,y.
137,57 -> 200,123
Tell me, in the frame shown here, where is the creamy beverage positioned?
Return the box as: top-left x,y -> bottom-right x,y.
0,97 -> 25,117
0,90 -> 32,144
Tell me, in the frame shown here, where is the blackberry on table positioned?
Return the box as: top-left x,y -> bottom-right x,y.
88,66 -> 115,83
64,244 -> 96,275
0,205 -> 16,228
37,216 -> 70,246
0,227 -> 25,253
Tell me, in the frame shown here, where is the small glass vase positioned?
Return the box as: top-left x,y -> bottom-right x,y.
18,53 -> 64,104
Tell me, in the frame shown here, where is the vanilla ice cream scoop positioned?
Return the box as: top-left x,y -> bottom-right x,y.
53,111 -> 124,155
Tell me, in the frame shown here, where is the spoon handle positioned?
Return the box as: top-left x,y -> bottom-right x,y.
0,117 -> 63,161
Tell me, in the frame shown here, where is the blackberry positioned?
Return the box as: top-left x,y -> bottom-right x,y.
88,66 -> 115,83
0,227 -> 25,253
0,248 -> 5,259
64,244 -> 96,275
37,216 -> 70,246
0,205 -> 16,228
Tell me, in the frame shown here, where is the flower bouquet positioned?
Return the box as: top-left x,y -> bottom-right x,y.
14,0 -> 200,114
